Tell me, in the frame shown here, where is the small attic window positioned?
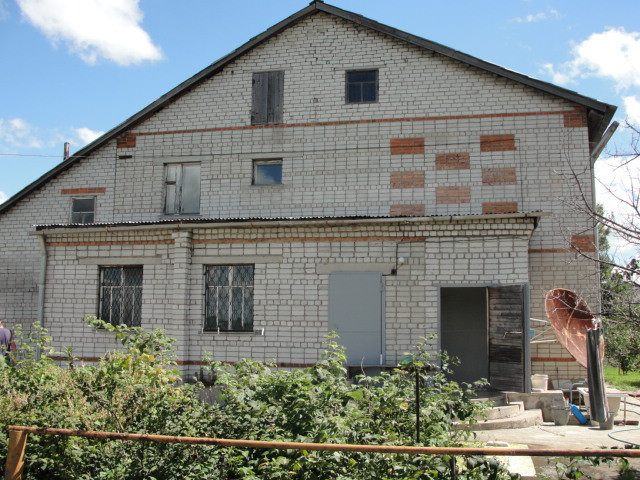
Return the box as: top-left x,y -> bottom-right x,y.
346,70 -> 378,103
71,197 -> 95,224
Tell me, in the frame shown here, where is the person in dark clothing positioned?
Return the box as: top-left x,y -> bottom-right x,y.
0,319 -> 15,363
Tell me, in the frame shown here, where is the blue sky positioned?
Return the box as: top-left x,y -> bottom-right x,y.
1,0 -> 640,254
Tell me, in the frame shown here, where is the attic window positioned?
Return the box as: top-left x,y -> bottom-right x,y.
164,163 -> 201,215
346,70 -> 378,103
71,197 -> 95,224
251,71 -> 284,125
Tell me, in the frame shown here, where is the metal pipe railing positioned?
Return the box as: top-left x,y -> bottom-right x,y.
5,425 -> 640,480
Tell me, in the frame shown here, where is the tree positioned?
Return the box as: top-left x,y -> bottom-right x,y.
582,122 -> 640,373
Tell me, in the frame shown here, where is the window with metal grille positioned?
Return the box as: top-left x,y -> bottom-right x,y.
204,265 -> 254,332
346,70 -> 378,103
164,163 -> 201,215
251,71 -> 284,125
71,197 -> 95,224
99,266 -> 143,327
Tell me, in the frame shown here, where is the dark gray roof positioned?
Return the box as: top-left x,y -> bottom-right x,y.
1,0 -> 616,216
34,211 -> 544,231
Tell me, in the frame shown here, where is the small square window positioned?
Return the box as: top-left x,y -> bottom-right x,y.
346,70 -> 378,103
71,197 -> 95,224
99,266 -> 143,327
253,160 -> 282,185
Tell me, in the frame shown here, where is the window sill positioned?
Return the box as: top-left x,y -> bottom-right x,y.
250,183 -> 284,188
160,213 -> 202,218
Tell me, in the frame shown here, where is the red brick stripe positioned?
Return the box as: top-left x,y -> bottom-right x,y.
435,153 -> 470,170
480,134 -> 516,152
60,187 -> 106,195
436,186 -> 471,204
390,138 -> 424,155
390,204 -> 425,216
570,234 -> 596,253
482,168 -> 516,185
482,202 -> 518,214
131,110 -> 575,138
47,240 -> 174,247
390,171 -> 425,189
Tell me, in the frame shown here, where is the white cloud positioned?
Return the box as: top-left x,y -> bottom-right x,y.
511,9 -> 560,23
0,191 -> 7,204
544,27 -> 640,88
623,96 -> 640,124
0,118 -> 42,148
17,0 -> 163,66
75,127 -> 104,145
0,0 -> 9,20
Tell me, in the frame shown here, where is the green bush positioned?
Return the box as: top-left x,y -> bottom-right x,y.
0,318 -> 518,479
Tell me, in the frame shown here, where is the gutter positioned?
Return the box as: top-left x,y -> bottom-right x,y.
590,121 -> 619,164
36,234 -> 48,360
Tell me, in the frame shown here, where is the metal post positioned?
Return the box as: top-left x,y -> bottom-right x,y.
415,369 -> 420,443
5,430 -> 28,480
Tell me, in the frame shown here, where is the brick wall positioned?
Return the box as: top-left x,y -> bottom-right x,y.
0,10 -> 598,382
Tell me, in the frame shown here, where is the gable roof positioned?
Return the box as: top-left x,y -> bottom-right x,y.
0,0 -> 616,215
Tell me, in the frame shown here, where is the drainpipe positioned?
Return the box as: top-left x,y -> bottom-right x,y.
590,121 -> 619,314
36,234 -> 48,360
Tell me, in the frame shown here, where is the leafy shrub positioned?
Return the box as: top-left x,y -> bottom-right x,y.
0,319 -> 517,479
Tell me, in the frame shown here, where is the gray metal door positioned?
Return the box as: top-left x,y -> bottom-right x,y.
328,272 -> 384,365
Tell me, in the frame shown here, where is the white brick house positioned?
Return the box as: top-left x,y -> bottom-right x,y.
0,2 -> 616,391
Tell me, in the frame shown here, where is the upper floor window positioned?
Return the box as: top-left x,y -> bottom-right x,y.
71,197 -> 95,224
251,71 -> 284,125
253,159 -> 282,185
164,163 -> 200,215
204,265 -> 254,332
346,70 -> 378,103
99,266 -> 143,327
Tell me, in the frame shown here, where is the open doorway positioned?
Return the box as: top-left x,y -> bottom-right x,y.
440,287 -> 488,384
440,285 -> 527,391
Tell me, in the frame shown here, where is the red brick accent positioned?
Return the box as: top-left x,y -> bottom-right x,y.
131,110 -> 577,139
390,138 -> 424,155
390,204 -> 425,216
116,132 -> 137,148
564,108 -> 588,128
480,134 -> 516,152
529,249 -> 571,253
436,186 -> 471,204
47,240 -> 174,247
435,153 -> 470,170
390,171 -> 425,189
482,168 -> 516,185
570,234 -> 596,252
482,202 -> 518,214
60,187 -> 106,195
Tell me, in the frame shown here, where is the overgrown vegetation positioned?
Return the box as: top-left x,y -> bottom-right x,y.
0,317 -> 523,479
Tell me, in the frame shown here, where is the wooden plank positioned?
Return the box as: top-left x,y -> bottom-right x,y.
268,71 -> 284,124
251,72 -> 267,125
5,430 -> 28,480
488,285 -> 524,391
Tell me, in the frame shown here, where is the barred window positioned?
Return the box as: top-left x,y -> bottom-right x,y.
204,265 -> 254,332
99,266 -> 143,327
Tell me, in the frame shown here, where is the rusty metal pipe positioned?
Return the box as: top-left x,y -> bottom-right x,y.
7,426 -> 640,458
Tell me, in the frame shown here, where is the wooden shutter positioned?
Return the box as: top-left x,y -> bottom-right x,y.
251,71 -> 283,125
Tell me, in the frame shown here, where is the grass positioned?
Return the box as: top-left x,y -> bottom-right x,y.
604,365 -> 640,391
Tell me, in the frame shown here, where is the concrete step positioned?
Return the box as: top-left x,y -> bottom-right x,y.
465,409 -> 544,431
472,392 -> 508,407
483,401 -> 524,420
